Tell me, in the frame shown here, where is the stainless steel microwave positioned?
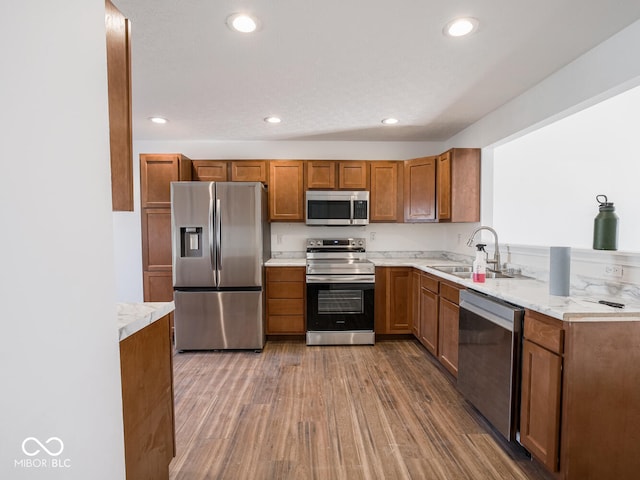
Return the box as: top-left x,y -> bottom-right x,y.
305,190 -> 369,225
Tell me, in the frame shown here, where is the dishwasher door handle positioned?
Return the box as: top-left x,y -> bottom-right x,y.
459,301 -> 515,332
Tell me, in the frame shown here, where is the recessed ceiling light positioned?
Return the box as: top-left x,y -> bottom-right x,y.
226,13 -> 259,33
381,118 -> 399,125
264,116 -> 281,124
443,17 -> 479,37
149,117 -> 168,124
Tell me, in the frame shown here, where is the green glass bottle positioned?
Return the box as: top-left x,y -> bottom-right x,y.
593,195 -> 618,250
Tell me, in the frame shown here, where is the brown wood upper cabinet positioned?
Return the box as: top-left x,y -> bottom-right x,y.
436,148 -> 480,222
404,156 -> 437,222
192,160 -> 228,182
370,161 -> 403,222
230,160 -> 268,182
306,161 -> 369,190
140,154 -> 192,208
269,160 -> 305,221
338,161 -> 369,189
105,0 -> 133,211
306,161 -> 336,189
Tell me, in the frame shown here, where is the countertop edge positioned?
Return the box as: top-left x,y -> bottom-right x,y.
117,301 -> 176,341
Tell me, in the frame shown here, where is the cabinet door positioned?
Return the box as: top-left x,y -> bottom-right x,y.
419,283 -> 438,355
411,270 -> 421,338
375,267 -> 412,334
269,161 -> 305,221
447,148 -> 481,222
141,208 -> 172,271
520,339 -> 562,471
388,268 -> 412,333
437,151 -> 451,220
143,271 -> 174,302
438,297 -> 459,376
306,161 -> 336,189
105,0 -> 133,211
140,154 -> 191,207
192,160 -> 228,181
370,161 -> 402,222
338,161 -> 369,190
231,160 -> 268,182
404,156 -> 436,222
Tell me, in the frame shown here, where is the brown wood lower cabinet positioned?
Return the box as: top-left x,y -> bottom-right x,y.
520,336 -> 562,471
418,273 -> 438,354
437,281 -> 462,376
375,267 -> 412,334
520,309 -> 640,479
120,314 -> 175,480
266,267 -> 305,334
411,269 -> 463,376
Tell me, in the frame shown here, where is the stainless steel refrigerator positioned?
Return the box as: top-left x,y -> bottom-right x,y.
171,181 -> 270,351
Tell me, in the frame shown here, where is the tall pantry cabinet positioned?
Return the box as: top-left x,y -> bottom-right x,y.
140,154 -> 192,307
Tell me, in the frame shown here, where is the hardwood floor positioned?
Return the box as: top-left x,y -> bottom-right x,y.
169,339 -> 552,480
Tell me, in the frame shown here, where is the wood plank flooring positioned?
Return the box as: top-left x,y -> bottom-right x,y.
169,339 -> 553,480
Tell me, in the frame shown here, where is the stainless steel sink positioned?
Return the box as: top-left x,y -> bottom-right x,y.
430,265 -> 517,279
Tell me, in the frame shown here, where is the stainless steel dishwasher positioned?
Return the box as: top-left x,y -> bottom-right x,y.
458,289 -> 524,442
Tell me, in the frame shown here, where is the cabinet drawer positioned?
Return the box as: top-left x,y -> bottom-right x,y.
524,310 -> 564,354
440,281 -> 462,304
267,298 -> 305,316
267,267 -> 305,282
267,315 -> 305,334
420,273 -> 439,293
268,282 -> 304,299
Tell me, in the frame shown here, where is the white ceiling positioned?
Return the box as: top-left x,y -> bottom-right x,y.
115,0 -> 640,143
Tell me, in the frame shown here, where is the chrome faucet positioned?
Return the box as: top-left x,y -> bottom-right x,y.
467,226 -> 501,272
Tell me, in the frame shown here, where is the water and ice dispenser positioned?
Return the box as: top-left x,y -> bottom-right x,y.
180,227 -> 203,257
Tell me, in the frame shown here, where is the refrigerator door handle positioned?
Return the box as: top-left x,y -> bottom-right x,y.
215,197 -> 222,275
208,182 -> 217,285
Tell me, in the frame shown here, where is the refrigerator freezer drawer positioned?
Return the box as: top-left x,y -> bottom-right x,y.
174,290 -> 264,351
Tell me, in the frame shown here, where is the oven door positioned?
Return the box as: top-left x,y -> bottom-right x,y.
306,278 -> 374,331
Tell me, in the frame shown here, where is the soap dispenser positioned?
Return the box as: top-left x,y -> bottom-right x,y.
472,244 -> 487,283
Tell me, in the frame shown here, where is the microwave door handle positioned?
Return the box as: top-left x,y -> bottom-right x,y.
350,195 -> 355,224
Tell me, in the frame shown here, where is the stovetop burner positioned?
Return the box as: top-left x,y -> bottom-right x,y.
305,238 -> 374,276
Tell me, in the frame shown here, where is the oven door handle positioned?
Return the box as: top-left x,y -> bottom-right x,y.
306,275 -> 375,284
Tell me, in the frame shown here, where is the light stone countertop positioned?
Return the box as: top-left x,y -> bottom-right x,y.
265,257 -> 640,322
117,301 -> 175,341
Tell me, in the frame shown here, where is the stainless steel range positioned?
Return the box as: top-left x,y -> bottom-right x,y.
305,238 -> 375,345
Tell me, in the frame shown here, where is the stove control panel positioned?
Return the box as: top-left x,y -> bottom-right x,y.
306,238 -> 366,249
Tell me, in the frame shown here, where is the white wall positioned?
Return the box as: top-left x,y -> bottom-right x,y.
493,84 -> 640,250
271,222 -> 475,254
0,2 -> 125,479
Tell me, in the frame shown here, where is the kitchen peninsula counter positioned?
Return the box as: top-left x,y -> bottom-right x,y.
117,301 -> 175,480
